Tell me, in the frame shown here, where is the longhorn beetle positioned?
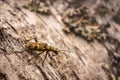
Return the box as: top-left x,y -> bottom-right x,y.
14,37 -> 69,66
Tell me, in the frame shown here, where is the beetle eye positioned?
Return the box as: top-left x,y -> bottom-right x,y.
34,45 -> 38,49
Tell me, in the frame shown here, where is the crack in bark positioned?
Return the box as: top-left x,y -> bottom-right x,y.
36,65 -> 49,80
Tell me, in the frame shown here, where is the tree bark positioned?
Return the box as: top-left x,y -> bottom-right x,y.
0,0 -> 120,80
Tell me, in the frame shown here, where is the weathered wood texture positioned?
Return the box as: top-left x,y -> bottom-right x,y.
0,0 -> 120,80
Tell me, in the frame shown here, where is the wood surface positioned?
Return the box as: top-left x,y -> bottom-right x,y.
0,0 -> 120,80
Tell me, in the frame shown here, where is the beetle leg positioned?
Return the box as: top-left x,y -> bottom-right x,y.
42,51 -> 49,66
11,49 -> 26,60
28,51 -> 44,62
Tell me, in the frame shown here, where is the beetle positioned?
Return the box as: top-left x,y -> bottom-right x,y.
14,38 -> 68,66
